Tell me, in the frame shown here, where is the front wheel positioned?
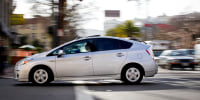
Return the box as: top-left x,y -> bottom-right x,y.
31,68 -> 50,85
121,66 -> 143,84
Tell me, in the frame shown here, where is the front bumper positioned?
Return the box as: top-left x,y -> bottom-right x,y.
14,65 -> 29,82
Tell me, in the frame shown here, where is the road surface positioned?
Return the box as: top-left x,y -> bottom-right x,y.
0,68 -> 200,100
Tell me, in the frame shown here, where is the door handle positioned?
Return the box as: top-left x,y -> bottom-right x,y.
83,56 -> 91,61
117,53 -> 124,57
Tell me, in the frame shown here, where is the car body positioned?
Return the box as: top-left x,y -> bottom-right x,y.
15,36 -> 157,84
158,50 -> 197,70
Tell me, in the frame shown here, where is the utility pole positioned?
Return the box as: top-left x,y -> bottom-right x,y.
57,0 -> 83,45
58,0 -> 66,45
50,0 -> 57,47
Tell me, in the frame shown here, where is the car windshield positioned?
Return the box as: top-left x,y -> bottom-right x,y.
171,51 -> 187,56
187,50 -> 194,55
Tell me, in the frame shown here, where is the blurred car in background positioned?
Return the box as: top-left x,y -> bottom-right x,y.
194,44 -> 200,64
158,50 -> 197,70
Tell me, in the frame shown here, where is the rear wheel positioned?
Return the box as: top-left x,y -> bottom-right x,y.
31,68 -> 50,85
121,66 -> 143,84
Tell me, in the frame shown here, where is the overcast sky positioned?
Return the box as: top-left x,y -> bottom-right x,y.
14,0 -> 200,30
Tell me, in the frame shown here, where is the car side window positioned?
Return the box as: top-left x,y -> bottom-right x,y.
95,38 -> 120,51
48,39 -> 95,56
119,40 -> 132,49
63,40 -> 89,54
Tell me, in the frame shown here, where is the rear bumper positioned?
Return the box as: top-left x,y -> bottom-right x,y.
144,62 -> 158,77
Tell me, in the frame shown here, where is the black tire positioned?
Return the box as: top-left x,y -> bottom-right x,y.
191,65 -> 195,71
121,66 -> 143,84
30,68 -> 51,85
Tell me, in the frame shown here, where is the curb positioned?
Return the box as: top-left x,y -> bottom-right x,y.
0,66 -> 14,79
0,77 -> 14,79
0,73 -> 14,79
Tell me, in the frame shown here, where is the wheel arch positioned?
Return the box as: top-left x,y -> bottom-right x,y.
120,62 -> 145,78
28,64 -> 54,82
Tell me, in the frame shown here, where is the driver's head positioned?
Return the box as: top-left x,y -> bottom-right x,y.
85,42 -> 91,52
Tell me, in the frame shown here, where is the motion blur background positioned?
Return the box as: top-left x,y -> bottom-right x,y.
1,0 -> 200,75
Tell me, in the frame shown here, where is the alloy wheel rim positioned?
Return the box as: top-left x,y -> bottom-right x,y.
34,69 -> 48,84
126,68 -> 140,82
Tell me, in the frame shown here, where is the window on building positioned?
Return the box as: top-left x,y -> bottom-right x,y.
32,24 -> 36,30
32,33 -> 36,40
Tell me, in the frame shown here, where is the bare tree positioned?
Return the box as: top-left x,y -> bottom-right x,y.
28,0 -> 97,43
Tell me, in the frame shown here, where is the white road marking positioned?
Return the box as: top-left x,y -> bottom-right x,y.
75,86 -> 94,100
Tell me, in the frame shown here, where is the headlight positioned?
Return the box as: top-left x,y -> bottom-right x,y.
16,59 -> 32,66
22,60 -> 31,65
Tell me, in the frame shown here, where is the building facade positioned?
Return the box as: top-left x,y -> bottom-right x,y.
104,19 -> 122,32
15,16 -> 52,50
0,0 -> 15,43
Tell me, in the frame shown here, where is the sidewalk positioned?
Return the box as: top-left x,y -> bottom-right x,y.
0,66 -> 14,78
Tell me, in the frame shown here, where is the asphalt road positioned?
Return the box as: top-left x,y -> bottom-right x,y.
0,68 -> 200,100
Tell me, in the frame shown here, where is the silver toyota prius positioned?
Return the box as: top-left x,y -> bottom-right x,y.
15,36 -> 157,85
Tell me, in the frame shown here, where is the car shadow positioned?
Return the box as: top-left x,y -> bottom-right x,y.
14,79 -> 193,92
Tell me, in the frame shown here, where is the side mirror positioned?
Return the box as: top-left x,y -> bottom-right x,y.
58,50 -> 64,56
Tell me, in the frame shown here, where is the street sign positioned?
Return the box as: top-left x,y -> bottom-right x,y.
105,10 -> 120,17
57,29 -> 64,36
10,14 -> 25,25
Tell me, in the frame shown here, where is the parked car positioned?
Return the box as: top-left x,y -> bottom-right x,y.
15,36 -> 158,85
178,49 -> 194,57
158,50 -> 197,70
194,44 -> 200,64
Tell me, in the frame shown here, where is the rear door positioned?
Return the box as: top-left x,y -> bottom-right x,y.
92,38 -> 132,75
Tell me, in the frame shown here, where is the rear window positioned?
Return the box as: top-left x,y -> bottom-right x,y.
119,40 -> 133,49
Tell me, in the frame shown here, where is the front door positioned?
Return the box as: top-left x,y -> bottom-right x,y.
55,39 -> 94,77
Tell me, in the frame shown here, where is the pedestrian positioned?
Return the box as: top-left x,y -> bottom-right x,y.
0,40 -> 7,75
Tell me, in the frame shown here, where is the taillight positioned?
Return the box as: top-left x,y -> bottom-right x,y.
146,49 -> 151,55
146,48 -> 155,61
